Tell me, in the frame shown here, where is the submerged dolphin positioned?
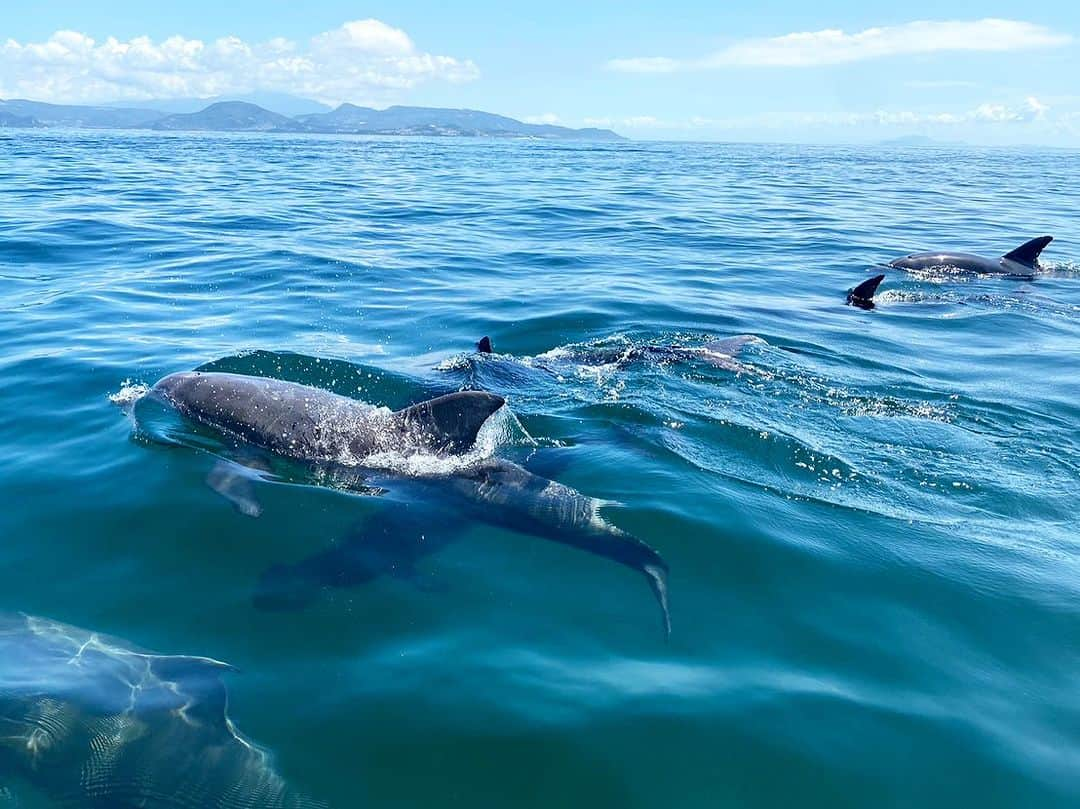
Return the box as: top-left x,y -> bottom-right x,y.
0,612 -> 319,808
145,371 -> 671,635
888,235 -> 1053,278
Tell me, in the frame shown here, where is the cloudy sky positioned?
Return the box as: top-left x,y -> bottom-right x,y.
3,1 -> 1078,144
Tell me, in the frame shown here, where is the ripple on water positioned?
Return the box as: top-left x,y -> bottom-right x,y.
0,133 -> 1078,808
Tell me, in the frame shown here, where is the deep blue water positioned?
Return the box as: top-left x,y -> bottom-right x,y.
1,130 -> 1078,808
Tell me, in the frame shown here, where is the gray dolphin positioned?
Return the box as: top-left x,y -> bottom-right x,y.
0,612 -> 320,808
888,235 -> 1053,278
153,371 -> 506,459
145,371 -> 671,636
472,335 -> 760,373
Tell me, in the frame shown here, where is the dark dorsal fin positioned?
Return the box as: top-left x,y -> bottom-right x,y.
848,274 -> 885,304
395,391 -> 505,452
477,336 -> 493,354
1002,236 -> 1053,268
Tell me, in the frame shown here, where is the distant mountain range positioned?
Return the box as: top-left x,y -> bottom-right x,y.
0,98 -> 625,141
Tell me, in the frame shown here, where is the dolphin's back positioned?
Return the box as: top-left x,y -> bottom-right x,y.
152,371 -> 376,460
151,371 -> 506,462
889,251 -> 995,272
889,237 -> 1052,276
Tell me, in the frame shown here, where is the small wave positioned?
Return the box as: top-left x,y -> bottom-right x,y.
434,354 -> 472,372
1038,259 -> 1080,277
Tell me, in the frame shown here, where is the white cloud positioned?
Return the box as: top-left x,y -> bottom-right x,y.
589,98 -> 1054,134
777,97 -> 1051,128
608,19 -> 1070,72
1024,95 -> 1050,119
0,19 -> 478,105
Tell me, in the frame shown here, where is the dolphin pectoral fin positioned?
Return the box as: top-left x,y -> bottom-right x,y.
1002,236 -> 1053,268
847,274 -> 885,308
206,460 -> 263,518
395,390 -> 506,452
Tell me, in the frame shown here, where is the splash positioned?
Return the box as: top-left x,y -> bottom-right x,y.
108,380 -> 150,412
357,405 -> 530,476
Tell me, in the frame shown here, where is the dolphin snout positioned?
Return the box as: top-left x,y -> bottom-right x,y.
150,371 -> 203,404
153,371 -> 194,392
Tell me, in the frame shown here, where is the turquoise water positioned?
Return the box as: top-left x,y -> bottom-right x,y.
1,130 -> 1078,807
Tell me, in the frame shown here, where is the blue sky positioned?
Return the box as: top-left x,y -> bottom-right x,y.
3,1 -> 1078,144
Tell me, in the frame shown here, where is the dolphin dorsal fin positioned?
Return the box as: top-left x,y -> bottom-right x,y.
477,336 -> 493,354
849,274 -> 885,302
395,391 -> 505,453
1002,236 -> 1053,268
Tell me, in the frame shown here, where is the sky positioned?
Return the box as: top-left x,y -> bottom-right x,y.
2,1 -> 1079,144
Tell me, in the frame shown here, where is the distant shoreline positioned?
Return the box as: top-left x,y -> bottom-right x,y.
0,99 -> 626,142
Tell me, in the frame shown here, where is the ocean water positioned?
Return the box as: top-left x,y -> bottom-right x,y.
0,130 -> 1078,807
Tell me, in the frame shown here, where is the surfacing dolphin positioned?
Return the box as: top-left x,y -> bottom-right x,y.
889,235 -> 1053,278
473,334 -> 761,373
0,612 -> 320,809
144,371 -> 671,636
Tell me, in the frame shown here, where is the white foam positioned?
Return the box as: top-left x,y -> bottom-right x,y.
356,405 -> 529,477
108,381 -> 150,413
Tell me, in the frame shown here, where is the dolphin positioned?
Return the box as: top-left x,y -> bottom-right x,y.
470,335 -> 760,373
0,612 -> 320,808
152,371 -> 506,460
144,371 -> 671,635
888,236 -> 1053,278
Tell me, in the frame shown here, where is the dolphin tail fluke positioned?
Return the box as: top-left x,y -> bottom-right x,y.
395,391 -> 505,452
1002,236 -> 1053,268
643,562 -> 672,640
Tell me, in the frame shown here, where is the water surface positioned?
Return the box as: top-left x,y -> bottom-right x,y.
1,131 -> 1078,807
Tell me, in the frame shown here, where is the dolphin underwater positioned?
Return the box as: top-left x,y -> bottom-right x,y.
143,371 -> 671,635
0,612 -> 319,809
888,235 -> 1053,278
